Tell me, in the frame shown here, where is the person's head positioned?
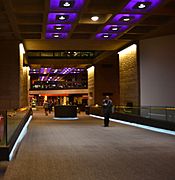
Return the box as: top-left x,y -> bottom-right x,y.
105,96 -> 109,99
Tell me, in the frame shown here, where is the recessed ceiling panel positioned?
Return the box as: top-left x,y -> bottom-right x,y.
71,33 -> 92,39
102,25 -> 129,33
50,0 -> 84,11
16,13 -> 43,24
123,0 -> 162,13
74,24 -> 100,33
19,25 -> 42,32
110,14 -> 143,25
46,24 -> 72,33
48,13 -> 77,23
46,33 -> 68,39
79,14 -> 112,24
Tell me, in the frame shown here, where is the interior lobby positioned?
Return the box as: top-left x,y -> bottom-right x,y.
0,0 -> 175,179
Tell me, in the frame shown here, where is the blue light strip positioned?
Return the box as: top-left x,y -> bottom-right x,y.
9,115 -> 33,161
90,114 -> 175,136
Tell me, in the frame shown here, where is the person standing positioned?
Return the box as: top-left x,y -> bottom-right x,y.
102,96 -> 113,127
43,100 -> 49,116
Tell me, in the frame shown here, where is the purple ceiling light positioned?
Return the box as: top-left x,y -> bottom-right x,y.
46,33 -> 68,39
96,33 -> 118,40
102,25 -> 129,33
29,69 -> 39,74
46,24 -> 72,32
40,76 -> 48,82
48,13 -> 77,23
40,68 -> 51,74
123,0 -> 161,12
60,67 -> 75,74
50,0 -> 84,11
111,14 -> 143,25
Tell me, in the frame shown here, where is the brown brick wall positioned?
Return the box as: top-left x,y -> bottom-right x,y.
0,41 -> 29,109
88,66 -> 95,106
119,44 -> 139,106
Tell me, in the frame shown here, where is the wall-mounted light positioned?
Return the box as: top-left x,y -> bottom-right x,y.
19,43 -> 25,54
87,66 -> 95,73
118,44 -> 137,55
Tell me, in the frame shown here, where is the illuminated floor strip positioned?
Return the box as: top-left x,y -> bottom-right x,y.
9,115 -> 33,161
53,117 -> 78,120
90,114 -> 175,136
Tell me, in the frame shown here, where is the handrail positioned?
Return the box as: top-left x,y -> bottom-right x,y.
90,105 -> 175,123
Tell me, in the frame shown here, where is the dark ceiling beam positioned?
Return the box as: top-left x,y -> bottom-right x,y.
24,39 -> 130,51
143,18 -> 175,39
28,58 -> 93,66
3,0 -> 21,40
41,0 -> 50,39
93,51 -> 117,64
68,0 -> 91,38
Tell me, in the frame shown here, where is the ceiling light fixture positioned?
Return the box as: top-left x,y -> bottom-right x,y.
96,33 -> 117,40
53,34 -> 60,38
59,1 -> 75,8
111,26 -> 119,31
102,34 -> 110,38
48,13 -> 77,23
55,26 -> 63,30
47,24 -> 72,32
119,16 -> 134,22
57,15 -> 68,21
50,0 -> 84,11
91,16 -> 99,21
103,25 -> 128,33
123,0 -> 158,12
111,14 -> 142,24
133,2 -> 152,9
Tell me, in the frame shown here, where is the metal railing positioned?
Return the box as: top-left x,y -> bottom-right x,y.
114,106 -> 175,123
0,107 -> 32,146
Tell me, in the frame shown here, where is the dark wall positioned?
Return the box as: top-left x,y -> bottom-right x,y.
94,54 -> 119,105
0,41 -> 20,109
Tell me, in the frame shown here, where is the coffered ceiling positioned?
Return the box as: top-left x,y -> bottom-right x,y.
0,0 -> 175,68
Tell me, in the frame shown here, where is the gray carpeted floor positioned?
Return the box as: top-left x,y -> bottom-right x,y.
1,110 -> 175,180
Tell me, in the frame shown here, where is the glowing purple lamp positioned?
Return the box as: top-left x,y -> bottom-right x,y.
46,24 -> 72,32
96,33 -> 118,40
123,0 -> 161,12
102,25 -> 129,33
46,33 -> 68,39
48,13 -> 77,23
111,14 -> 143,25
50,0 -> 84,11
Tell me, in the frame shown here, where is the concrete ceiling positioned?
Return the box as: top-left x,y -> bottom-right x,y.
0,0 -> 175,68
